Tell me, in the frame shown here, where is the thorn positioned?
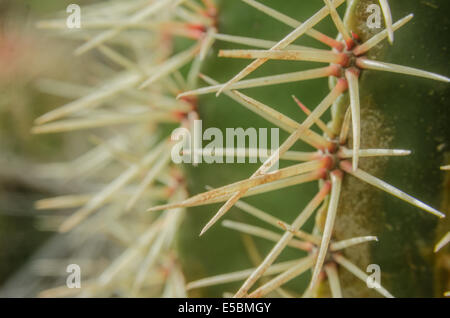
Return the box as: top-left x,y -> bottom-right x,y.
292,95 -> 334,138
309,170 -> 343,290
59,140 -> 168,232
241,0 -> 343,50
338,148 -> 412,158
247,256 -> 315,298
34,73 -> 141,125
32,112 -> 176,134
186,260 -> 299,290
222,220 -> 312,251
126,151 -> 172,211
345,68 -> 361,171
323,0 -> 352,48
235,200 -> 321,244
333,254 -> 394,298
356,58 -> 450,83
300,78 -> 348,131
198,160 -> 324,235
330,235 -> 378,251
139,44 -> 199,89
234,183 -> 331,298
178,66 -> 337,98
73,0 -> 180,55
434,232 -> 450,252
217,0 -> 346,95
353,14 -> 413,55
339,106 -> 352,145
219,48 -> 345,64
324,263 -> 342,298
379,0 -> 394,44
213,33 -> 314,51
340,160 -> 446,218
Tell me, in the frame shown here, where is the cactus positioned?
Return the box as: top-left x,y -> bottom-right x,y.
1,0 -> 448,298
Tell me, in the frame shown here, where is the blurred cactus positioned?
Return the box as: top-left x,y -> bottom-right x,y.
0,0 -> 448,299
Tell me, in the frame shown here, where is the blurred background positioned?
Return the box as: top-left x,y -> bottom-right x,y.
0,0 -> 334,296
0,0 -> 94,288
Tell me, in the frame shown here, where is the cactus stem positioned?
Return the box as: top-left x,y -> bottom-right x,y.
340,160 -> 445,218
